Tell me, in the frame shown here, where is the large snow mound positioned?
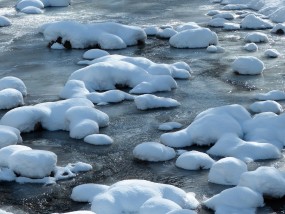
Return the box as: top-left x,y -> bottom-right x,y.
0,16 -> 12,27
175,151 -> 215,170
161,104 -> 251,147
133,142 -> 176,162
238,166 -> 285,198
0,125 -> 23,149
40,21 -> 146,49
135,94 -> 180,110
240,14 -> 273,29
208,157 -> 247,185
232,56 -> 264,75
169,28 -> 218,49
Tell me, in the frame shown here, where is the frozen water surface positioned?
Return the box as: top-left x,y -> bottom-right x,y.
0,0 -> 285,213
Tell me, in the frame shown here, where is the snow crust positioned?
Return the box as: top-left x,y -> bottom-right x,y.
232,56 -> 264,75
135,94 -> 180,110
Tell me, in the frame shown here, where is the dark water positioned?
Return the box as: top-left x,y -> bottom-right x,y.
0,0 -> 285,213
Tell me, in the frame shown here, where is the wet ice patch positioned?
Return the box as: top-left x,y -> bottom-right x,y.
244,32 -> 269,43
158,122 -> 182,131
41,0 -> 71,7
249,100 -> 283,114
240,14 -> 273,29
40,21 -> 146,49
0,16 -> 12,27
175,151 -> 215,170
133,142 -> 176,162
208,157 -> 247,185
134,94 -> 180,110
254,90 -> 285,101
232,56 -> 264,75
84,134 -> 113,145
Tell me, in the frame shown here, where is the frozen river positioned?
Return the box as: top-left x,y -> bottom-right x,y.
0,0 -> 285,213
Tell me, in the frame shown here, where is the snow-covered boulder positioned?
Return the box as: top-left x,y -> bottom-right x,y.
203,186 -> 264,213
0,145 -> 31,167
206,45 -> 225,53
158,122 -> 182,131
0,125 -> 22,149
169,28 -> 218,49
71,183 -> 109,202
21,6 -> 43,14
243,43 -> 258,52
135,94 -> 180,110
9,149 -> 57,178
240,14 -> 273,29
0,76 -> 27,96
0,16 -> 11,27
161,104 -> 251,147
41,0 -> 71,7
254,90 -> 285,101
156,28 -> 177,39
133,142 -> 176,162
40,21 -> 146,49
0,89 -> 24,109
89,180 -> 199,213
264,49 -> 280,58
207,133 -> 281,162
244,32 -> 269,43
84,134 -> 113,145
83,49 -> 109,60
175,151 -> 215,170
271,23 -> 285,34
238,166 -> 285,198
139,197 -> 182,214
208,157 -> 247,185
232,56 -> 264,75
208,18 -> 227,27
249,100 -> 283,114
16,0 -> 44,10
223,22 -> 240,30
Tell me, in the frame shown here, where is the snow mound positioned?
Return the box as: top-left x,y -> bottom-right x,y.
243,43 -> 258,52
175,151 -> 215,170
176,22 -> 201,32
16,0 -> 44,10
135,94 -> 180,110
222,4 -> 248,10
241,14 -> 273,29
83,49 -> 110,60
271,23 -> 285,34
71,183 -> 109,202
144,26 -> 160,36
1,98 -> 108,139
208,18 -> 227,27
238,166 -> 285,198
88,180 -> 199,213
21,6 -> 43,14
223,22 -> 240,30
212,12 -> 235,20
0,125 -> 22,149
208,157 -> 247,185
207,133 -> 281,162
0,76 -> 27,96
232,56 -> 264,75
244,32 -> 269,43
9,149 -> 57,178
133,142 -> 176,162
158,122 -> 182,131
51,42 -> 65,49
84,134 -> 113,145
0,16 -> 11,27
0,168 -> 16,182
249,100 -> 283,114
40,21 -> 146,49
169,28 -> 218,49
139,197 -> 182,214
206,45 -> 225,53
270,7 -> 285,23
0,89 -> 24,110
0,145 -> 31,167
206,10 -> 220,16
161,104 -> 251,147
254,90 -> 285,101
203,186 -> 264,213
264,49 -> 280,58
157,28 -> 177,39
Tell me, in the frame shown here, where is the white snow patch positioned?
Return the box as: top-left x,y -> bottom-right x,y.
158,122 -> 182,131
223,22 -> 240,30
157,28 -> 177,39
0,145 -> 31,167
41,0 -> 70,7
271,23 -> 285,34
21,6 -> 43,14
0,76 -> 27,96
0,125 -> 22,149
212,12 -> 235,20
84,134 -> 113,145
243,43 -> 258,52
0,89 -> 24,110
139,197 -> 182,214
83,49 -> 109,60
50,42 -> 65,49
254,90 -> 285,101
208,18 -> 227,27
244,32 -> 269,43
135,94 -> 180,110
240,14 -> 273,29
71,183 -> 109,202
144,26 -> 160,36
232,56 -> 264,75
249,100 -> 283,114
16,0 -> 44,10
264,49 -> 280,58
0,168 -> 16,181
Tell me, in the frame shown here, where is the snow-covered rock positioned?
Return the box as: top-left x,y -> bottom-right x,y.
9,149 -> 57,178
238,166 -> 285,198
206,45 -> 225,53
0,88 -> 24,109
71,183 -> 109,202
243,43 -> 258,52
208,18 -> 227,27
232,56 -> 264,75
223,22 -> 240,30
161,104 -> 251,147
0,125 -> 22,149
203,186 -> 264,213
169,28 -> 218,49
249,100 -> 283,114
175,151 -> 215,170
0,145 -> 31,167
0,76 -> 27,96
207,133 -> 281,162
0,16 -> 12,27
21,6 -> 43,14
254,90 -> 285,101
264,49 -> 280,58
135,94 -> 180,110
89,180 -> 199,213
133,142 -> 176,162
84,134 -> 113,145
244,32 -> 269,43
157,28 -> 177,39
240,14 -> 273,29
139,197 -> 182,214
40,21 -> 146,49
158,122 -> 182,131
208,157 -> 247,185
16,0 -> 44,10
271,23 -> 285,34
83,49 -> 110,60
